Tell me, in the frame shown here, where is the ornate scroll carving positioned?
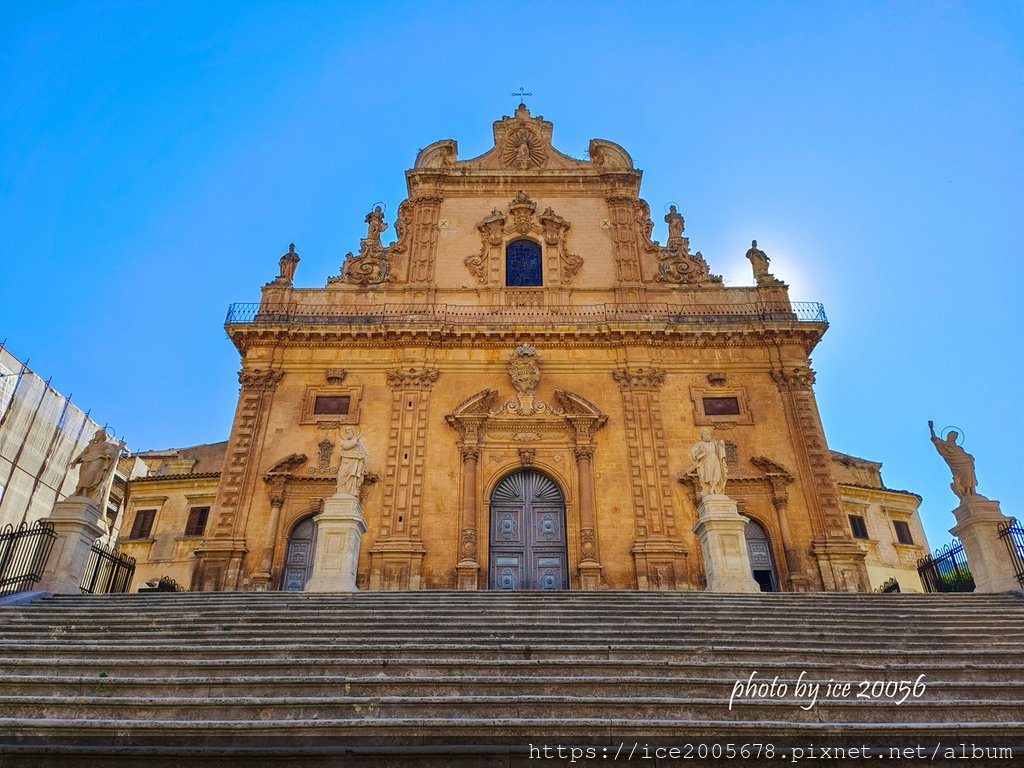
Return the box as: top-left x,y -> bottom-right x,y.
238,368 -> 284,391
465,208 -> 505,285
498,345 -> 556,416
386,368 -> 440,390
459,528 -> 477,561
707,372 -> 727,387
317,440 -> 334,471
265,453 -> 307,476
613,368 -> 666,390
656,205 -> 721,285
464,194 -> 582,285
325,369 -> 347,385
750,456 -> 794,510
331,206 -> 394,286
539,207 -> 582,283
771,365 -> 817,390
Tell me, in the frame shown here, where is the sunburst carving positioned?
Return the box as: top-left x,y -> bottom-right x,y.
501,129 -> 546,170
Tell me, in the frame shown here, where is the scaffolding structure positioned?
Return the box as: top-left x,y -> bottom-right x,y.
0,343 -> 126,533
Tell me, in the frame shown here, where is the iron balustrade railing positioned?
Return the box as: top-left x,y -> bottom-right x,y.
874,576 -> 901,594
0,521 -> 57,595
997,518 -> 1024,587
80,541 -> 136,594
224,301 -> 828,328
917,540 -> 975,593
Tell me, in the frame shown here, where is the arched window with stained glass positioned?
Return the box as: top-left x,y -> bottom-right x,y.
506,239 -> 543,287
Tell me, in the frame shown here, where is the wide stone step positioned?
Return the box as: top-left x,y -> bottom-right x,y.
1,673 -> 1016,700
1,656 -> 1014,683
2,693 -> 1021,723
0,641 -> 1019,666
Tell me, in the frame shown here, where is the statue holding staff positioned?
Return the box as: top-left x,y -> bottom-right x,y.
928,420 -> 979,499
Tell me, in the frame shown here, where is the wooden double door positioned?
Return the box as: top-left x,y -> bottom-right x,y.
489,470 -> 568,590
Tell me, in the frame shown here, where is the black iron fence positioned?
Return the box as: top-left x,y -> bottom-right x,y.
80,541 -> 136,594
874,577 -> 901,594
138,575 -> 185,593
0,521 -> 57,595
917,540 -> 975,593
997,518 -> 1024,588
225,300 -> 829,328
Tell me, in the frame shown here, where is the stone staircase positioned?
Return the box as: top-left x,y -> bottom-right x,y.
0,590 -> 1023,766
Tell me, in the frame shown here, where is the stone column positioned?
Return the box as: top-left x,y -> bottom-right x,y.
575,446 -> 602,590
950,496 -> 1020,593
693,494 -> 760,593
250,476 -> 286,591
456,446 -> 481,590
305,493 -> 367,592
37,497 -> 106,595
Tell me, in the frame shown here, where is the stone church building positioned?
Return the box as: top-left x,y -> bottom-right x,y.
121,105 -> 928,594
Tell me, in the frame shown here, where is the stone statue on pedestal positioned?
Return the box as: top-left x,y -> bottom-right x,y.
746,240 -> 783,286
277,243 -> 300,284
928,421 -> 979,499
69,430 -> 122,501
691,427 -> 728,496
336,427 -> 367,498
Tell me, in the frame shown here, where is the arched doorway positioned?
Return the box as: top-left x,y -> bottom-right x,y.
744,518 -> 778,592
281,516 -> 317,591
489,469 -> 568,590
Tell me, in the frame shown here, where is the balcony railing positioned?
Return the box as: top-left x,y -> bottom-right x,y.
225,301 -> 827,327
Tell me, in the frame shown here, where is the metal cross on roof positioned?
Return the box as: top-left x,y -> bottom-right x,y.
511,86 -> 532,102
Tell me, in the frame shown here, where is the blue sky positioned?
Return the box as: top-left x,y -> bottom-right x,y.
2,1 -> 1021,550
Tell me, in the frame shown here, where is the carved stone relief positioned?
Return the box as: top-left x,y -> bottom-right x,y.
464,192 -> 582,286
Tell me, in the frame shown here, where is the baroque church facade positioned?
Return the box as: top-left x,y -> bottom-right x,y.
136,105 -> 921,594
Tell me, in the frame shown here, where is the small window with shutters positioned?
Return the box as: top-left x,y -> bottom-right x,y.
184,506 -> 209,537
893,520 -> 914,545
129,509 -> 156,540
848,514 -> 869,540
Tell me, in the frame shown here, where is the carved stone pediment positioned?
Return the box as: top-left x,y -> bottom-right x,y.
459,104 -> 580,171
264,453 -> 307,477
750,455 -> 795,480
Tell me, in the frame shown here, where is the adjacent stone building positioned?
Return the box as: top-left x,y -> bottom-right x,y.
119,442 -> 226,589
123,105 -> 926,594
832,451 -> 928,592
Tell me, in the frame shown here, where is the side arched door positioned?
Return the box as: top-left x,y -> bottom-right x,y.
281,516 -> 317,591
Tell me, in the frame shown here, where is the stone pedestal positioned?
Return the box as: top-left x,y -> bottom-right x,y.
38,497 -> 106,595
578,561 -> 602,591
305,494 -> 367,592
693,494 -> 760,593
456,561 -> 480,590
950,495 -> 1020,593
